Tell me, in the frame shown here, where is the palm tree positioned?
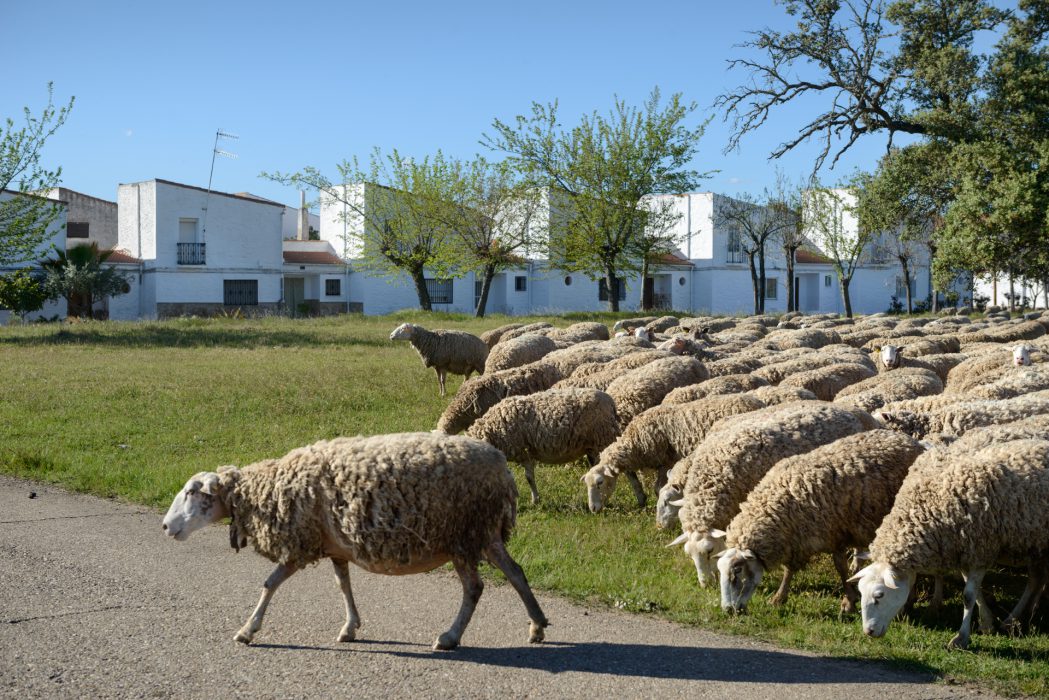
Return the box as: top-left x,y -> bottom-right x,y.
40,243 -> 130,319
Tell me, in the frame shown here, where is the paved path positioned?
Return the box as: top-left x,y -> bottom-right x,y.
0,477 -> 995,699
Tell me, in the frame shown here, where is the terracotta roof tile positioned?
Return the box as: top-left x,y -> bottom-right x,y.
796,249 -> 833,264
102,249 -> 143,264
283,251 -> 346,265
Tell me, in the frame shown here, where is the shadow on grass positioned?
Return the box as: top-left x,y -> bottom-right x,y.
254,639 -> 939,684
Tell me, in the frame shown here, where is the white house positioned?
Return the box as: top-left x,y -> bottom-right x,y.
45,188 -> 118,251
0,189 -> 68,323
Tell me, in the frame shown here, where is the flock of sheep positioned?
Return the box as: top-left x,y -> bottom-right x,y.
163,307 -> 1049,653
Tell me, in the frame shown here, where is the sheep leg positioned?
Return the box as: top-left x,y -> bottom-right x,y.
625,472 -> 647,508
235,563 -> 297,644
436,368 -> 447,397
1000,562 -> 1048,636
523,461 -> 540,504
948,569 -> 986,650
654,468 -> 668,492
434,559 -> 483,651
833,550 -> 859,615
485,539 -> 548,643
331,559 -> 361,642
930,575 -> 944,613
769,567 -> 794,606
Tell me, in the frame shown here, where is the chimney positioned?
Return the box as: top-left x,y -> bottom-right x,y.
298,190 -> 309,241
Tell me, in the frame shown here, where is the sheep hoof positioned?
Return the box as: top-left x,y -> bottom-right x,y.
234,630 -> 254,645
528,623 -> 545,644
337,629 -> 357,643
946,634 -> 970,651
433,633 -> 459,651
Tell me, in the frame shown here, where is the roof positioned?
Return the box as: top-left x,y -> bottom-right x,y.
234,192 -> 284,206
103,249 -> 143,264
652,252 -> 694,267
119,179 -> 287,208
283,251 -> 346,265
796,249 -> 834,264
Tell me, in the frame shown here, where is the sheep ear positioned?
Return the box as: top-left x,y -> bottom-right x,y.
848,563 -> 878,583
666,533 -> 689,548
709,528 -> 726,538
668,499 -> 686,507
717,548 -> 737,559
882,568 -> 901,590
740,549 -> 755,560
198,471 -> 224,496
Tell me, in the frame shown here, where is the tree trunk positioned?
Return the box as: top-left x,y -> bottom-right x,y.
927,241 -> 938,314
474,263 -> 496,318
1009,270 -> 1016,312
605,266 -> 620,312
747,252 -> 760,315
1043,278 -> 1048,310
639,257 -> 651,311
992,271 -> 998,307
900,256 -> 912,315
785,247 -> 796,312
841,276 -> 853,318
409,268 -> 432,311
757,243 -> 767,314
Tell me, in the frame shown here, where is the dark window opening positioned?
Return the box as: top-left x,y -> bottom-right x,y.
224,279 -> 258,306
325,279 -> 341,296
426,278 -> 454,304
598,277 -> 627,301
66,222 -> 89,238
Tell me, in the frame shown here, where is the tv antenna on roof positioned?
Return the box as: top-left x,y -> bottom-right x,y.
201,128 -> 239,244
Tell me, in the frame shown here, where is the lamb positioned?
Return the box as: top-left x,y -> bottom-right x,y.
877,389 -> 1049,441
390,323 -> 489,396
662,374 -> 769,405
480,323 -> 525,349
161,433 -> 548,650
669,402 -> 878,585
851,439 -> 1049,649
583,393 -> 767,512
718,430 -> 924,614
436,361 -> 563,435
485,333 -> 558,373
605,355 -> 709,426
833,368 -> 944,413
778,361 -> 877,401
465,388 -> 620,504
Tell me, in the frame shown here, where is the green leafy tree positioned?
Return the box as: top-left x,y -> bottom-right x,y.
40,243 -> 130,319
0,269 -> 49,322
265,149 -> 462,311
1,83 -> 74,264
485,88 -> 709,311
805,183 -> 873,317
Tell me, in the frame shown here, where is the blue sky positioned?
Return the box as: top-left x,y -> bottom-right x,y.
1,1 -> 988,208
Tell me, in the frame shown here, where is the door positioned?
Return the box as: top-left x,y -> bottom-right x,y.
286,278 -> 305,317
643,277 -> 654,309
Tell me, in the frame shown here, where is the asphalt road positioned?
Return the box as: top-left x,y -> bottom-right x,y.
0,476 -> 996,699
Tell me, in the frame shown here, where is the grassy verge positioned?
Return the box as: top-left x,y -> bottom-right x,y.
2,313 -> 1046,696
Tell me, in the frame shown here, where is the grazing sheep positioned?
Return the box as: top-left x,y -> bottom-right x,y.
436,361 -> 563,435
465,388 -> 620,504
976,319 -> 1047,344
643,315 -> 682,334
499,322 -> 554,342
851,439 -> 1049,649
761,328 -> 842,350
390,323 -> 489,396
546,322 -> 611,344
752,353 -> 860,386
778,362 -> 877,401
480,323 -> 525,349
605,355 -> 709,427
670,402 -> 877,585
833,368 -> 944,413
539,344 -> 616,378
657,335 -> 711,359
963,365 -> 1049,400
613,317 -> 660,333
718,430 -> 924,614
877,389 -> 1049,441
556,351 -> 672,390
1014,344 -> 1033,366
161,433 -> 548,650
583,393 -> 766,512
662,374 -> 770,405
746,385 -> 818,406
485,333 -> 559,373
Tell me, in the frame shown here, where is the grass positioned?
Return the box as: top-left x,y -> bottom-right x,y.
2,312 -> 1047,696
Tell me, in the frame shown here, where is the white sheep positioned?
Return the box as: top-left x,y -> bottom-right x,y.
161,433 -> 548,650
390,323 -> 489,396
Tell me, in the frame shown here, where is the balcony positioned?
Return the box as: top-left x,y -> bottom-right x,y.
178,242 -> 206,265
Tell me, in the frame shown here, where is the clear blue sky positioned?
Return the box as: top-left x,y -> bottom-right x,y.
1,1 -> 975,208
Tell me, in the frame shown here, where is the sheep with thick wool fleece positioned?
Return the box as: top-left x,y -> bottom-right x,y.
876,389 -> 1049,441
605,355 -> 709,427
160,433 -> 548,651
583,392 -> 767,512
718,430 -> 923,614
833,368 -> 944,413
662,374 -> 770,405
777,361 -> 877,401
671,401 -> 879,586
498,322 -> 554,343
559,350 -> 672,389
485,333 -> 559,373
390,323 -> 489,397
465,388 -> 620,504
435,361 -> 563,435
480,323 -> 525,349
853,438 -> 1049,650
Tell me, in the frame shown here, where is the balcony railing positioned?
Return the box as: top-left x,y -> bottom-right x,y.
178,242 -> 206,265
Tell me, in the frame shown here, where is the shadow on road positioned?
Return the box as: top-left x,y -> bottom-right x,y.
254,639 -> 936,684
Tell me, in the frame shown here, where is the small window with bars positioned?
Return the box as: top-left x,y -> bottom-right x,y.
325,279 -> 341,296
426,278 -> 454,304
224,279 -> 258,306
598,277 -> 627,301
514,276 -> 527,292
765,277 -> 778,300
66,222 -> 89,238
726,226 -> 744,264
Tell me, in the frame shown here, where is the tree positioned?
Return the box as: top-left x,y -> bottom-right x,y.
805,184 -> 872,317
437,157 -> 541,318
485,88 -> 709,311
0,269 -> 49,322
265,150 -> 462,311
1,83 -> 74,265
40,243 -> 130,319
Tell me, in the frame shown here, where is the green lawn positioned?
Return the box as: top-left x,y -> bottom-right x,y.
2,313 -> 1046,697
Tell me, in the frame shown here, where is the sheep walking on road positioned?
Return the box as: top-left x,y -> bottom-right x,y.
162,433 -> 548,651
390,323 -> 489,396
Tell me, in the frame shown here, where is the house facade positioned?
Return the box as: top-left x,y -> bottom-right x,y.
45,188 -> 118,251
0,190 -> 68,323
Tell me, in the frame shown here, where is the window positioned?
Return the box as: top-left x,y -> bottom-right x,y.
66,222 -> 89,239
426,278 -> 453,304
598,277 -> 627,302
825,275 -> 833,287
325,279 -> 341,297
564,276 -> 572,286
179,218 -> 198,242
726,226 -> 744,264
515,275 -> 527,292
765,277 -> 778,300
474,280 -> 483,308
895,276 -> 915,298
224,279 -> 258,306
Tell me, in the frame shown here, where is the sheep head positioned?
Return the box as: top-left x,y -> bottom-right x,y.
581,465 -> 618,513
633,327 -> 651,341
850,562 -> 915,638
717,548 -> 765,613
880,344 -> 902,370
667,528 -> 726,587
389,323 -> 415,341
1013,344 -> 1033,367
655,482 -> 684,529
162,470 -> 233,541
